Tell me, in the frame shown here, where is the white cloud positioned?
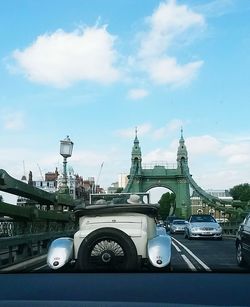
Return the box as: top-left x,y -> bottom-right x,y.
219,141 -> 250,164
137,0 -> 205,86
127,88 -> 149,100
143,148 -> 176,164
227,154 -> 250,164
72,150 -> 108,168
11,26 -> 121,87
139,0 -> 205,58
116,123 -> 152,138
1,111 -> 25,131
193,169 -> 242,190
153,119 -> 184,139
186,135 -> 220,155
146,57 -> 203,86
195,0 -> 234,18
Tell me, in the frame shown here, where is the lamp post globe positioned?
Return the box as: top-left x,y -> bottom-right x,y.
60,136 -> 74,158
60,136 -> 74,194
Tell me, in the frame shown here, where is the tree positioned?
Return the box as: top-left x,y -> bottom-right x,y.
158,192 -> 176,220
230,183 -> 250,202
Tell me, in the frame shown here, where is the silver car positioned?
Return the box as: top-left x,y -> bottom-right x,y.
170,220 -> 187,234
184,214 -> 222,240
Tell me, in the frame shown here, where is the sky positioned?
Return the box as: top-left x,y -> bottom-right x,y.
0,0 -> 250,204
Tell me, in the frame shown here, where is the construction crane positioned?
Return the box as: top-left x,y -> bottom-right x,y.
37,164 -> 44,181
95,162 -> 104,193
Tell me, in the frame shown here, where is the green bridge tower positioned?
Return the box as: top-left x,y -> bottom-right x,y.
124,129 -> 191,218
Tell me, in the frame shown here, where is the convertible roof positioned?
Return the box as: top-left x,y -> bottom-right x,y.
74,204 -> 159,218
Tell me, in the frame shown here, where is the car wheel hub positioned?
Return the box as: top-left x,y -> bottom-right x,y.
101,252 -> 112,263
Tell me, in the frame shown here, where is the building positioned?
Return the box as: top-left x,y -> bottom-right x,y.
118,173 -> 128,189
107,182 -> 119,194
33,169 -> 59,194
16,166 -> 105,207
57,166 -> 76,199
190,189 -> 233,220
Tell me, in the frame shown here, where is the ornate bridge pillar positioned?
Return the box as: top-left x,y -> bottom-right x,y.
175,178 -> 191,218
124,129 -> 191,218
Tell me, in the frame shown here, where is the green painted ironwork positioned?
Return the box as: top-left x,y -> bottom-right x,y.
0,169 -> 74,208
0,168 -> 78,269
124,131 -> 191,218
124,130 -> 237,219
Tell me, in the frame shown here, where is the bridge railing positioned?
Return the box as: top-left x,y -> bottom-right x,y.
0,206 -> 77,270
142,162 -> 177,169
220,221 -> 241,237
0,169 -> 79,270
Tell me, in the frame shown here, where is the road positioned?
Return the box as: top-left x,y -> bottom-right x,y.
30,233 -> 249,273
170,233 -> 247,272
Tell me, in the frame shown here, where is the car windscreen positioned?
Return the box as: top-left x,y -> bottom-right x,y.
190,216 -> 216,223
172,220 -> 186,224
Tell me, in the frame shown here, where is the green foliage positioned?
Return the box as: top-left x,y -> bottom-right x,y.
230,183 -> 250,202
158,192 -> 176,220
232,201 -> 247,210
115,187 -> 124,193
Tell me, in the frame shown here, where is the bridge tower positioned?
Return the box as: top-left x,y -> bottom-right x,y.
177,128 -> 188,169
124,129 -> 191,218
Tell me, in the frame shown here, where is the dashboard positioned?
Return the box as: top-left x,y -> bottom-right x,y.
0,272 -> 249,306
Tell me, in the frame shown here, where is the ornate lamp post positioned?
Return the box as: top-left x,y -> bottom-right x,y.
60,136 -> 74,194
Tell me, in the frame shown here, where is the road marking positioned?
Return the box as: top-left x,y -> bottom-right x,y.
172,237 -> 212,272
181,254 -> 197,271
172,241 -> 181,252
172,241 -> 197,271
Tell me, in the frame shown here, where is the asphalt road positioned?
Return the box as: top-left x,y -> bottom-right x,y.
31,233 -> 249,273
170,233 -> 247,272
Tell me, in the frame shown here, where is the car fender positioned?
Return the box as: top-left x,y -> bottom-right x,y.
47,237 -> 74,270
147,234 -> 171,268
156,226 -> 166,236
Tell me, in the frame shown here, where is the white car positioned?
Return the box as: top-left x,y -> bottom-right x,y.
184,214 -> 222,240
47,201 -> 172,272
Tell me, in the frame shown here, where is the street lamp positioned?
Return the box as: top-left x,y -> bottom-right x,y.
60,136 -> 74,194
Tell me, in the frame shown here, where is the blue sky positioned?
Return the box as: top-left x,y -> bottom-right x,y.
0,0 -> 250,203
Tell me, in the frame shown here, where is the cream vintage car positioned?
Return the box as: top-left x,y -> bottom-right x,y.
47,194 -> 172,272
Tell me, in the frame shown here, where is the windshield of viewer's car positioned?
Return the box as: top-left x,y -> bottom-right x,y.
0,0 -> 250,275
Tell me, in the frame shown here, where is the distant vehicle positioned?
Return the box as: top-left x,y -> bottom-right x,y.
170,220 -> 187,234
184,214 -> 222,240
165,216 -> 182,230
236,213 -> 250,267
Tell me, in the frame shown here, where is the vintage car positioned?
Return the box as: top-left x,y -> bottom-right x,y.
47,195 -> 172,272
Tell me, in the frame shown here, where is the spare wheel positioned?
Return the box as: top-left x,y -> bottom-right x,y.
77,227 -> 138,272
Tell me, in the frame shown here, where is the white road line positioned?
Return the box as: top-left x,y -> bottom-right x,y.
172,241 -> 197,271
181,254 -> 197,271
172,237 -> 212,272
172,241 -> 181,252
